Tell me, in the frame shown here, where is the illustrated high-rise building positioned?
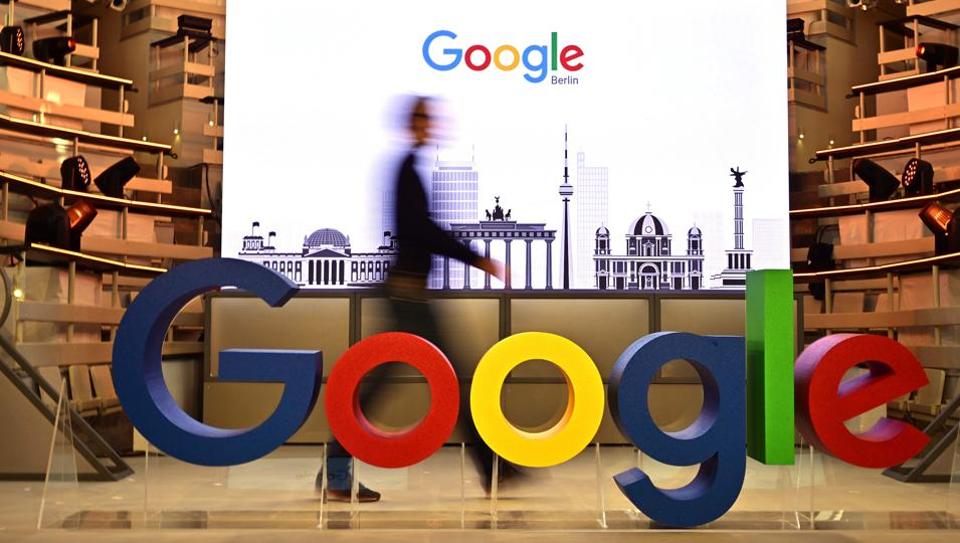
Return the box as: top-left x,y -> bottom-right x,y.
575,151 -> 609,288
558,127 -> 574,289
751,218 -> 789,270
711,168 -> 753,289
429,148 -> 479,288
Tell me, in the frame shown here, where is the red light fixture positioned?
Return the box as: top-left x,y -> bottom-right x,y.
31,36 -> 77,66
916,42 -> 959,72
919,202 -> 958,255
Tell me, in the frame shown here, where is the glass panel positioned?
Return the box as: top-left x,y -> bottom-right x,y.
350,445 -> 470,529
37,378 -> 80,529
142,442 -> 326,529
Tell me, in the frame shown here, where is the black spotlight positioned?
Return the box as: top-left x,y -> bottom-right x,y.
0,26 -> 25,55
806,226 -> 837,301
917,42 -> 959,72
919,202 -> 959,255
32,36 -> 76,66
60,156 -> 92,192
787,18 -> 805,40
25,203 -> 70,250
902,158 -> 934,196
854,158 -> 900,202
107,0 -> 129,12
94,156 -> 139,198
177,15 -> 213,39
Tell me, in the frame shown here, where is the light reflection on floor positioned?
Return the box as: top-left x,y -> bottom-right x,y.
4,445 -> 958,533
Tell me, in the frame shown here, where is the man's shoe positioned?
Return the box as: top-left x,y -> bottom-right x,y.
317,456 -> 381,502
323,483 -> 381,503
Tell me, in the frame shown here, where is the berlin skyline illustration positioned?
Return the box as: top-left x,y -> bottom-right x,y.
237,129 -> 755,291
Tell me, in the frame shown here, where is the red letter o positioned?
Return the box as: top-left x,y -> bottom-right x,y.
465,45 -> 491,71
324,332 -> 460,468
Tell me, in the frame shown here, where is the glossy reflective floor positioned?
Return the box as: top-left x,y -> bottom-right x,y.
1,445 -> 958,542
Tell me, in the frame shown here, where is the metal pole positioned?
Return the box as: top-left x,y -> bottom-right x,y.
92,19 -> 99,71
886,272 -> 895,339
525,239 -> 532,289
484,239 -> 492,290
933,265 -> 942,346
546,239 -> 553,289
66,261 -> 75,343
504,239 -> 512,289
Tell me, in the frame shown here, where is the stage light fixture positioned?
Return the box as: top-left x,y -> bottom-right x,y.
94,156 -> 139,198
177,15 -> 213,38
901,158 -> 934,196
25,203 -> 70,250
31,36 -> 76,66
853,158 -> 900,202
919,202 -> 959,255
65,199 -> 98,251
60,155 -> 92,192
106,0 -> 128,11
847,0 -> 878,9
0,26 -> 25,55
787,18 -> 805,39
916,42 -> 959,72
806,226 -> 837,302
25,198 -> 99,251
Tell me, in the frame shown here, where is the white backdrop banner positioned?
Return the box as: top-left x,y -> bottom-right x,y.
223,0 -> 789,291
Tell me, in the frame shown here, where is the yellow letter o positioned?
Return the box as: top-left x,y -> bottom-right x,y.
493,44 -> 520,71
470,332 -> 604,467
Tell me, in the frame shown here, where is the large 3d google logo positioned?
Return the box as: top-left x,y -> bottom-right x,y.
112,259 -> 931,528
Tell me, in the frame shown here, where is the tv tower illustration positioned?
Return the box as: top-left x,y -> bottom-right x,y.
559,125 -> 573,289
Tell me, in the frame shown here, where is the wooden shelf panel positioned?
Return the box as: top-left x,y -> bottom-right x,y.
0,51 -> 132,91
19,301 -> 203,327
852,103 -> 960,133
910,345 -> 960,370
0,220 -> 210,262
804,307 -> 960,330
0,241 -> 166,276
812,127 -> 960,162
790,238 -> 935,263
907,0 -> 960,18
0,113 -> 170,155
83,236 -> 211,261
791,186 -> 960,219
203,124 -> 223,138
202,148 -> 222,165
20,341 -> 202,367
817,170 -> 957,198
794,278 -> 893,293
0,154 -> 172,196
852,64 -> 960,96
0,170 -> 210,218
794,252 -> 960,281
0,89 -> 134,128
150,83 -> 214,106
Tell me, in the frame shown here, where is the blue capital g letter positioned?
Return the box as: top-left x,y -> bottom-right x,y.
112,258 -> 322,466
423,30 -> 462,71
609,332 -> 746,528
